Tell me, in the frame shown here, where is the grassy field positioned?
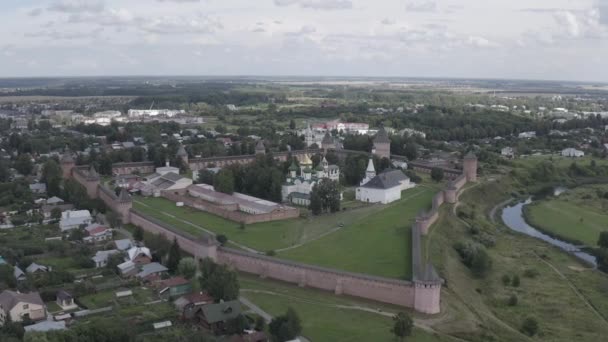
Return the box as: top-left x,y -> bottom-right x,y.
513,155 -> 608,169
424,177 -> 608,342
134,195 -> 395,252
240,274 -> 453,342
526,200 -> 608,246
279,186 -> 436,279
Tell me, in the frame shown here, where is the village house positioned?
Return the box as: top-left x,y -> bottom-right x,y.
0,290 -> 46,324
92,250 -> 120,268
114,239 -> 135,251
59,209 -> 92,231
127,246 -> 152,265
41,202 -> 73,222
154,277 -> 192,299
501,147 -> 516,159
83,224 -> 113,243
136,262 -> 169,281
26,263 -> 49,274
29,183 -> 47,195
56,290 -> 77,311
200,300 -> 243,334
13,267 -> 26,281
561,148 -> 584,158
174,292 -> 214,320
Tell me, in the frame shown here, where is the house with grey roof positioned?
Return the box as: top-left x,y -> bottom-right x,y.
13,266 -> 26,281
136,162 -> 193,197
136,262 -> 168,280
59,209 -> 92,231
26,263 -> 49,274
114,239 -> 134,251
356,169 -> 413,204
92,250 -> 120,268
29,183 -> 47,195
0,290 -> 46,324
200,300 -> 242,332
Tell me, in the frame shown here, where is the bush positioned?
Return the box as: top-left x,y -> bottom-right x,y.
501,274 -> 510,286
454,241 -> 492,277
520,317 -> 539,336
265,250 -> 276,256
216,234 -> 228,246
523,269 -> 539,278
473,232 -> 496,248
508,294 -> 518,306
512,275 -> 520,287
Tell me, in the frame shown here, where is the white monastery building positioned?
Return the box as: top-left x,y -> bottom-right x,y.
356,159 -> 414,204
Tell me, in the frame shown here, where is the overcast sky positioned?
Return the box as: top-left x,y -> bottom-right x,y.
0,0 -> 607,81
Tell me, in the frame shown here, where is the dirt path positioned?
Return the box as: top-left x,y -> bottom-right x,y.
439,180 -> 534,341
489,198 -> 513,224
533,252 -> 608,326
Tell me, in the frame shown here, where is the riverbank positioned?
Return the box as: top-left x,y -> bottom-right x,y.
523,184 -> 608,247
425,175 -> 608,342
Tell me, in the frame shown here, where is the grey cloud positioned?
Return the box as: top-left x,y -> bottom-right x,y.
28,8 -> 43,17
274,0 -> 352,11
139,14 -> 223,34
156,0 -> 200,2
406,1 -> 437,13
48,0 -> 105,13
600,0 -> 608,25
25,28 -> 104,40
286,25 -> 317,36
519,8 -> 576,14
252,27 -> 266,33
381,18 -> 394,25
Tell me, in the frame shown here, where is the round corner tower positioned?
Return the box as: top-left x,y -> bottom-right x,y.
373,127 -> 391,160
463,152 -> 478,182
60,151 -> 75,179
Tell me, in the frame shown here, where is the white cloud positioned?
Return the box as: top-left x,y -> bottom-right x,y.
274,0 -> 352,10
406,1 -> 437,13
0,0 -> 606,81
47,0 -> 105,14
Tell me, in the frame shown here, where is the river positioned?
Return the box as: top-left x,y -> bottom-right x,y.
501,199 -> 597,266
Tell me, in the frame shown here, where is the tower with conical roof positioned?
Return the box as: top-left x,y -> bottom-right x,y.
87,165 -> 100,181
321,132 -> 335,151
255,140 -> 266,155
60,148 -> 75,179
305,122 -> 314,147
361,158 -> 376,185
373,127 -> 391,159
115,188 -> 133,224
463,152 -> 478,182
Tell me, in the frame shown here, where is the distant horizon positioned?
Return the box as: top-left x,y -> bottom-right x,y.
0,74 -> 606,85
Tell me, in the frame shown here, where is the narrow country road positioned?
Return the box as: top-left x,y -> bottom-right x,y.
239,296 -> 273,323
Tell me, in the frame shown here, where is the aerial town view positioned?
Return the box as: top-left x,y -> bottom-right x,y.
0,1 -> 608,341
